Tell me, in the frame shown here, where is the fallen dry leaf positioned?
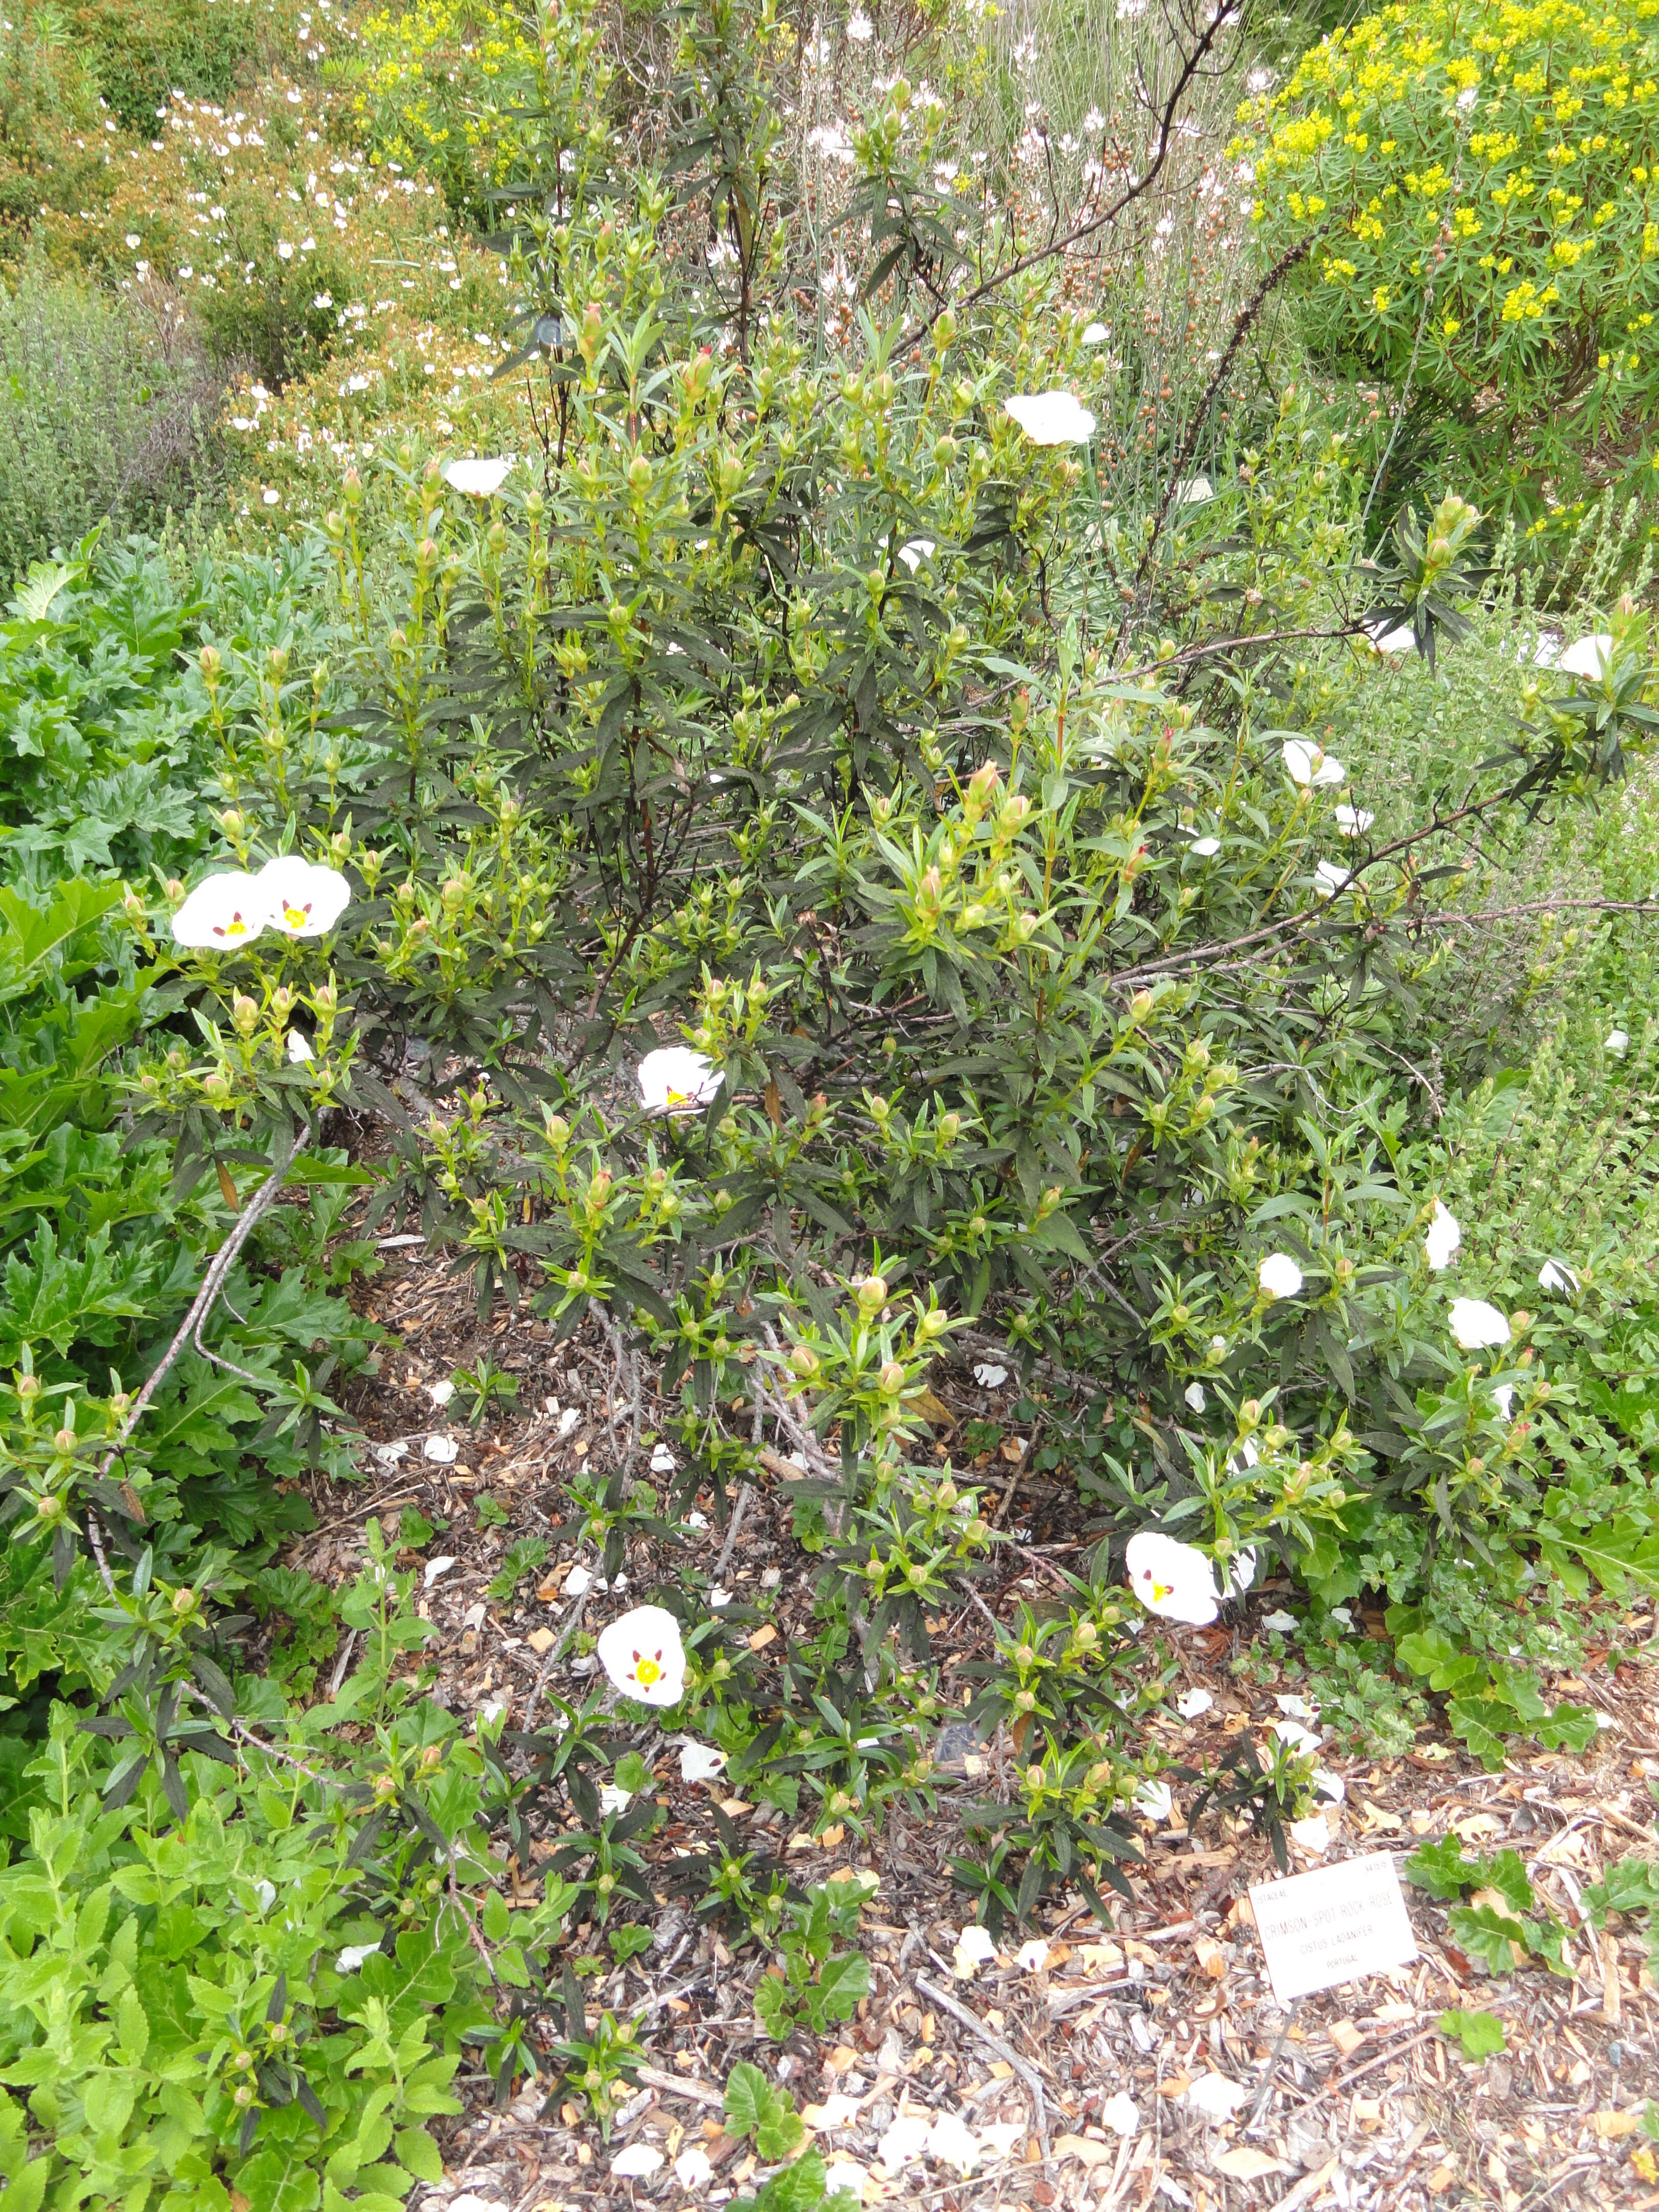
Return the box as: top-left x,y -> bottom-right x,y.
1213,2148 -> 1287,2182
1192,1936 -> 1227,1980
1328,2020 -> 1364,2059
747,1623 -> 778,1651
1591,2110 -> 1643,2139
525,1628 -> 556,1654
1053,2135 -> 1117,2170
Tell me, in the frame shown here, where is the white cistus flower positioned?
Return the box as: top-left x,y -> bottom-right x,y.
257,855 -> 351,937
1081,321 -> 1109,344
1313,860 -> 1348,898
596,1603 -> 687,1707
1449,1297 -> 1511,1352
1005,390 -> 1097,446
172,870 -> 268,950
1282,737 -> 1346,789
1366,621 -> 1417,655
443,455 -> 513,498
1556,633 -> 1614,679
286,1029 -> 314,1063
1605,1028 -> 1629,1057
637,1045 -> 723,1114
1334,804 -> 1375,837
896,537 -> 935,572
1125,1530 -> 1224,1626
1424,1201 -> 1461,1271
1258,1252 -> 1304,1300
1538,1258 -> 1579,1295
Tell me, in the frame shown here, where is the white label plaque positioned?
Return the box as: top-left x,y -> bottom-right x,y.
1249,1852 -> 1418,2004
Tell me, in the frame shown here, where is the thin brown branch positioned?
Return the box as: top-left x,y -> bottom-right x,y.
893,0 -> 1243,359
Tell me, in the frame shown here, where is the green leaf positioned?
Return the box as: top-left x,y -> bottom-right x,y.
755,2100 -> 806,2162
1448,1902 -> 1527,1975
805,1950 -> 869,2029
1437,2008 -> 1506,2059
1406,1836 -> 1477,1901
724,2059 -> 772,2142
395,2129 -> 443,2185
1474,1849 -> 1534,1918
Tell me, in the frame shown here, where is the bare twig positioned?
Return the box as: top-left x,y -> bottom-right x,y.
914,1972 -> 1052,2157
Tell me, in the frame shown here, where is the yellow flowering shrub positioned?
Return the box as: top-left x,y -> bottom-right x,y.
332,0 -> 542,218
1235,0 -> 1659,500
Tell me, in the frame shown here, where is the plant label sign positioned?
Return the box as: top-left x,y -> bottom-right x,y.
1249,1853 -> 1418,2005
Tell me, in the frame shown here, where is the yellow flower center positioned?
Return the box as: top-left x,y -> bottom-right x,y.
633,1655 -> 661,1687
282,902 -> 311,928
215,912 -> 249,940
1152,1580 -> 1173,1602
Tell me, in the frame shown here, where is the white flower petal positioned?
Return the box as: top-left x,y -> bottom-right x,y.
596,1604 -> 687,1707
611,2145 -> 663,2178
172,870 -> 269,950
1081,321 -> 1109,344
1262,1609 -> 1299,1634
1175,475 -> 1213,506
823,2157 -> 869,2203
562,1563 -> 593,1598
1015,1938 -> 1050,1972
1184,2073 -> 1249,2123
1538,1259 -> 1578,1295
429,1379 -> 455,1407
1258,1252 -> 1303,1300
1101,2092 -> 1140,2137
650,1443 -> 677,1473
1334,804 -> 1375,837
1005,390 -> 1096,446
443,456 -> 513,498
638,1046 -> 723,1114
1271,1718 -> 1322,1754
256,855 -> 351,938
1189,835 -> 1221,857
1424,1201 -> 1461,1271
287,1028 -> 314,1062
928,2113 -> 980,2176
1291,1813 -> 1332,1855
422,1434 -> 458,1463
679,1741 -> 726,1783
897,537 -> 936,572
1126,1532 -> 1223,1626
600,1783 -> 632,1815
1183,1380 -> 1206,1413
1606,1028 -> 1629,1057
1449,1297 -> 1510,1352
973,1362 -> 1009,1388
1557,633 -> 1613,679
1281,738 -> 1346,789
878,2115 -> 931,2175
952,1923 -> 998,1977
423,1555 -> 456,1587
1133,1778 -> 1175,1824
1176,1687 -> 1214,1719
675,2144 -> 714,2190
334,1942 -> 379,1971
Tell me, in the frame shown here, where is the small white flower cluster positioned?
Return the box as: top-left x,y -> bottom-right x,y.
172,857 -> 350,950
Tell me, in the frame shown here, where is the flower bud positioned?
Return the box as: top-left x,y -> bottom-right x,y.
855,1275 -> 888,1313
789,1344 -> 820,1378
879,1360 -> 906,1395
1129,989 -> 1154,1023
199,644 -> 222,681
